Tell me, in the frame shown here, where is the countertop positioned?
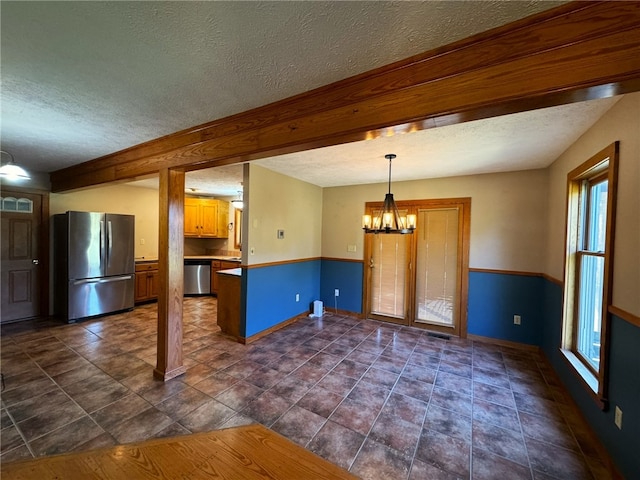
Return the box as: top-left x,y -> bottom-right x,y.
217,268 -> 242,277
135,256 -> 241,263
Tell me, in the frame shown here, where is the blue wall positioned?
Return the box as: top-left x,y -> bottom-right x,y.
468,271 -> 544,345
541,279 -> 640,479
243,260 -> 321,337
319,259 -> 363,314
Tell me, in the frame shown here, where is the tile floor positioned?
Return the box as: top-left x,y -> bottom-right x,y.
1,298 -> 613,479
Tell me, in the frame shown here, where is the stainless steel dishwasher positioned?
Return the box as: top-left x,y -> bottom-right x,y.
184,260 -> 211,295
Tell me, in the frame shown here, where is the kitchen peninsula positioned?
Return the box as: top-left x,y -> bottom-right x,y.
134,256 -> 240,303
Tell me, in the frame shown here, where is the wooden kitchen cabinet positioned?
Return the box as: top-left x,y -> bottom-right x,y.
184,198 -> 229,238
135,262 -> 159,303
217,270 -> 241,339
211,260 -> 240,295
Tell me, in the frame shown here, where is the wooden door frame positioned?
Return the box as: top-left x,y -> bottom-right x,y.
1,186 -> 50,320
362,197 -> 470,338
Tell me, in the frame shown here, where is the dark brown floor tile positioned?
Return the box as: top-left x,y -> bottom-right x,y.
72,341 -> 126,362
41,354 -> 92,377
152,422 -> 192,439
443,350 -> 472,365
424,404 -> 472,442
72,380 -> 130,413
1,425 -> 25,454
435,371 -> 472,396
472,419 -> 528,466
473,366 -> 511,389
242,390 -> 292,426
472,447 -> 533,480
402,363 -> 437,384
107,407 -> 174,443
138,377 -> 188,405
313,371 -> 356,396
429,386 -> 472,417
269,375 -> 314,403
179,362 -> 216,386
307,352 -> 342,370
369,411 -> 422,456
393,376 -> 432,402
7,388 -> 71,423
71,432 -> 117,453
440,359 -> 472,379
192,371 -> 238,397
519,411 -> 579,451
510,375 -> 554,400
93,353 -> 150,380
514,391 -> 561,419
383,392 -> 428,425
290,363 -> 330,384
272,405 -> 326,447
1,365 -> 49,392
62,370 -> 121,396
1,409 -> 13,430
308,420 -> 365,471
17,399 -> 86,442
220,413 -> 256,429
409,458 -> 461,480
348,381 -> 391,410
156,386 -> 212,420
372,355 -> 407,374
350,438 -> 412,480
331,359 -> 368,380
0,444 -> 33,463
473,398 -> 521,432
51,362 -> 105,387
329,397 -> 379,436
361,366 -> 399,388
222,359 -> 264,379
178,399 -> 236,432
29,416 -> 104,457
322,342 -> 354,357
0,377 -> 57,407
474,381 -> 515,408
416,428 -> 470,478
346,349 -> 378,366
215,380 -> 263,411
297,386 -> 344,419
526,437 -> 593,479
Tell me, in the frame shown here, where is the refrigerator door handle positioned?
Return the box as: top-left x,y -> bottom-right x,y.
107,220 -> 113,264
73,275 -> 133,286
100,220 -> 105,267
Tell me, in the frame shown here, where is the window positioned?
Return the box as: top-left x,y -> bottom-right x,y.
562,142 -> 618,409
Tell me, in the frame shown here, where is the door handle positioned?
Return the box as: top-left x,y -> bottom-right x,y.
32,259 -> 39,265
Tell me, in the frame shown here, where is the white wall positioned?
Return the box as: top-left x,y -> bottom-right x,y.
322,169 -> 548,272
50,184 -> 159,259
546,92 -> 640,315
246,164 -> 322,264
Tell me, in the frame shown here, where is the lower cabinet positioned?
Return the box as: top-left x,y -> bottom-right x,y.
135,262 -> 159,303
211,260 -> 239,295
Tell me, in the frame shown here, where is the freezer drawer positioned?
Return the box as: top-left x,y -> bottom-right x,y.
67,275 -> 134,321
184,263 -> 211,295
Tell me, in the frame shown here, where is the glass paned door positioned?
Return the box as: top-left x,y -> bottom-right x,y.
414,208 -> 460,334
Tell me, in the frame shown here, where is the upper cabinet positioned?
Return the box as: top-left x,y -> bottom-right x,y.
184,198 -> 229,238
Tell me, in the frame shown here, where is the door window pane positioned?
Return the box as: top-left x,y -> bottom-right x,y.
415,208 -> 458,326
370,234 -> 406,319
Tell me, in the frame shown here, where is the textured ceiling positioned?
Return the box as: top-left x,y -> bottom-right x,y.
1,0 -> 568,182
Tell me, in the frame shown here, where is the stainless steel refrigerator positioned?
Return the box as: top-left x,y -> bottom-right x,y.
54,211 -> 135,322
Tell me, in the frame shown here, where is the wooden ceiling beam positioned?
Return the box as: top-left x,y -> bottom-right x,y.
50,1 -> 640,192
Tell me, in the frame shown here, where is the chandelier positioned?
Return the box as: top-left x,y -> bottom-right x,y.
362,154 -> 416,234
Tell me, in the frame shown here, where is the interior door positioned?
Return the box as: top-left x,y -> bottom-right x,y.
1,191 -> 45,322
364,198 -> 470,337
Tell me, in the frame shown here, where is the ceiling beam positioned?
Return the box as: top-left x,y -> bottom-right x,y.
50,1 -> 640,192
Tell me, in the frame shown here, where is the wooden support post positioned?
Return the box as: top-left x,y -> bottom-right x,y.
154,168 -> 187,381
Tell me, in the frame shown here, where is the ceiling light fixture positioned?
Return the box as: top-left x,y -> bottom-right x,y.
0,150 -> 30,180
231,190 -> 243,210
362,154 -> 416,234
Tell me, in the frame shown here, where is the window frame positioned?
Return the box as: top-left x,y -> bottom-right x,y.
561,142 -> 619,410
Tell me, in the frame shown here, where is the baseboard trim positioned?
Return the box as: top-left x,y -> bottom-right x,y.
240,313 -> 306,344
467,333 -> 540,352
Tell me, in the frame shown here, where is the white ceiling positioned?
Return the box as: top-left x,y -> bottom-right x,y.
3,0 -> 619,196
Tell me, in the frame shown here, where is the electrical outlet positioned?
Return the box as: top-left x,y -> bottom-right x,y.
334,289 -> 339,297
615,406 -> 623,430
295,293 -> 300,302
513,315 -> 521,325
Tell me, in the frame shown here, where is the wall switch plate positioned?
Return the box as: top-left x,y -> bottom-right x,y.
615,406 -> 623,429
334,289 -> 339,297
347,244 -> 357,252
140,238 -> 145,245
514,315 -> 521,325
295,293 -> 300,302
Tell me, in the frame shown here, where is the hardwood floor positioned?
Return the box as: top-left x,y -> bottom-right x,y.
0,424 -> 357,479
